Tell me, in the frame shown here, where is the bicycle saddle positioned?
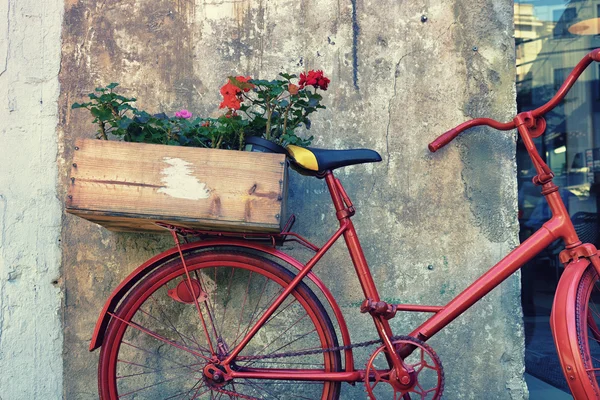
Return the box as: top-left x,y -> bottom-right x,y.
286,145 -> 382,172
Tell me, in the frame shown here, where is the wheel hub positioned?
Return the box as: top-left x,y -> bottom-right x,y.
203,363 -> 230,388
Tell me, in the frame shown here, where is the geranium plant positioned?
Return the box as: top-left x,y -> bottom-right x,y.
72,70 -> 330,150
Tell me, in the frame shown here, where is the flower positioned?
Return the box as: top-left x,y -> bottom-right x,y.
288,83 -> 299,95
175,109 -> 192,119
299,70 -> 330,90
219,76 -> 254,110
74,71 -> 327,151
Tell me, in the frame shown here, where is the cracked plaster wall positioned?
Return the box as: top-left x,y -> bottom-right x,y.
0,0 -> 64,398
59,0 -> 526,398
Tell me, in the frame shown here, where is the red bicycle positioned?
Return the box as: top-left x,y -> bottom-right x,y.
89,49 -> 600,399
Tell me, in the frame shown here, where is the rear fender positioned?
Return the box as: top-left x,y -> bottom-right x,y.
550,257 -> 595,399
89,239 -> 353,369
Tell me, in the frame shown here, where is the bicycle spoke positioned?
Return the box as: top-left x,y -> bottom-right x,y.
245,332 -> 320,368
234,271 -> 254,341
250,313 -> 312,357
108,312 -> 210,361
238,380 -> 283,400
233,275 -> 270,345
194,270 -> 221,341
116,362 -> 200,379
117,374 -> 189,398
121,341 -> 204,372
231,286 -> 287,347
146,292 -> 206,352
219,266 -> 236,334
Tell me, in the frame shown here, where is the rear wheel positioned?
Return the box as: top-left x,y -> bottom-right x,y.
98,251 -> 342,399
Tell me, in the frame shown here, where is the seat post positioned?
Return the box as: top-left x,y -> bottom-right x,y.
324,171 -> 352,221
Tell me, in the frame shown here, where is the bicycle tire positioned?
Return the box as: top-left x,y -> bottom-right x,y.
98,250 -> 342,399
573,264 -> 600,398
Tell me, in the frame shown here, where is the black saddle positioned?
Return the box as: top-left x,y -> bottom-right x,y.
286,145 -> 382,172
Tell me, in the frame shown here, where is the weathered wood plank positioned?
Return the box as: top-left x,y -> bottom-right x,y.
66,139 -> 287,233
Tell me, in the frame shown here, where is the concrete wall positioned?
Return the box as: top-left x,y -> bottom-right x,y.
0,0 -> 523,398
0,0 -> 64,398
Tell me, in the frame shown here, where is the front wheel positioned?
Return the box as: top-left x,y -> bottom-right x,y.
573,264 -> 600,398
98,251 -> 342,399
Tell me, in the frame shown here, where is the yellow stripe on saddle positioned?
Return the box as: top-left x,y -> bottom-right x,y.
286,145 -> 319,171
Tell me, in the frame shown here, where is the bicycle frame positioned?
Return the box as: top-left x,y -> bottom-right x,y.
223,169 -> 585,385
224,50 -> 600,387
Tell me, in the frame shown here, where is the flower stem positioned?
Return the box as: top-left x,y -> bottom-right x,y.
98,121 -> 108,140
265,103 -> 272,141
282,102 -> 292,142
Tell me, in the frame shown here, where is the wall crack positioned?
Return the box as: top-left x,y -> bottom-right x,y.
386,51 -> 415,170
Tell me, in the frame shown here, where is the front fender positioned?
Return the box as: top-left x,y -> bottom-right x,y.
550,257 -> 595,399
89,239 -> 352,368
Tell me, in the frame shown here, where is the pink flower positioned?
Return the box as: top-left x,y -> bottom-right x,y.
175,109 -> 192,119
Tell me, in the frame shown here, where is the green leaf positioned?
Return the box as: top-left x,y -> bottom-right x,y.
279,73 -> 296,80
90,107 -> 113,121
228,76 -> 254,91
107,82 -> 119,89
118,117 -> 133,130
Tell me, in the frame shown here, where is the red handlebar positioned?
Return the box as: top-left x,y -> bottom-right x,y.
429,49 -> 600,152
428,118 -> 515,152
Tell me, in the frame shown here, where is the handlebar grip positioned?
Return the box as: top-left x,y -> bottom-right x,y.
428,128 -> 460,152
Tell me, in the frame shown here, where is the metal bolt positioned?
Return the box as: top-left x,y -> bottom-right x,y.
277,195 -> 283,201
427,264 -> 434,270
74,146 -> 79,150
280,161 -> 285,166
70,177 -> 75,183
213,372 -> 223,382
68,195 -> 73,200
72,163 -> 77,168
421,15 -> 428,23
570,375 -> 575,380
472,46 -> 478,52
567,365 -> 572,371
275,214 -> 280,219
279,180 -> 283,184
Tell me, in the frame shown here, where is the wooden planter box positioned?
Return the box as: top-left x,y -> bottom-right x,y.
66,139 -> 287,233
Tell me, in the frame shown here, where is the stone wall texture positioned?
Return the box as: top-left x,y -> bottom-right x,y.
2,0 -> 527,398
0,0 -> 64,398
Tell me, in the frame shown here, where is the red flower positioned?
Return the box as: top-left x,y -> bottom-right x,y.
298,70 -> 329,90
219,94 -> 241,110
219,76 -> 254,110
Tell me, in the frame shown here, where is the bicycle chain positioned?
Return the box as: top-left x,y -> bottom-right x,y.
211,335 -> 419,399
236,334 -> 415,361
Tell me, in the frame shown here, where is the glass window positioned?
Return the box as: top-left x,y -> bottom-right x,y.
515,0 -> 600,392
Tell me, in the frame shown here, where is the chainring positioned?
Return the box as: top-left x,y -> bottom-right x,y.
365,337 -> 444,400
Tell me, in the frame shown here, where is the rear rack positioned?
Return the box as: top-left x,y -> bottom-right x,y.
155,214 -> 320,253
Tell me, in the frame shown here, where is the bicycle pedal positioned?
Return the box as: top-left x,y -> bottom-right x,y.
167,278 -> 208,304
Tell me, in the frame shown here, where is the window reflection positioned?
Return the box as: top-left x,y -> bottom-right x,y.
514,0 -> 600,391
516,0 -> 600,392
516,0 -> 600,231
